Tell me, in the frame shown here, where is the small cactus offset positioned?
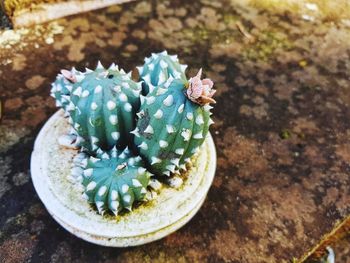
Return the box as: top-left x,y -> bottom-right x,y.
137,51 -> 187,95
50,68 -> 85,111
133,69 -> 215,176
57,62 -> 142,152
74,147 -> 152,215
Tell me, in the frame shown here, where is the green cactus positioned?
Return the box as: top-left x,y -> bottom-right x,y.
73,147 -> 152,215
133,78 -> 214,176
56,62 -> 142,152
137,51 -> 187,95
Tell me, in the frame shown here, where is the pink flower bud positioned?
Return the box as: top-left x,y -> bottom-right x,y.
186,69 -> 216,105
61,69 -> 77,83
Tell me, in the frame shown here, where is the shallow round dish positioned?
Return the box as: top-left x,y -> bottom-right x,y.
31,110 -> 216,247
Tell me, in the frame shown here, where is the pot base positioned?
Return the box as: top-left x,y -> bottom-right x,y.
31,110 -> 216,247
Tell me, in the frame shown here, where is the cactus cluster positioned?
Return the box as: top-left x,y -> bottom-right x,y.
52,51 -> 216,216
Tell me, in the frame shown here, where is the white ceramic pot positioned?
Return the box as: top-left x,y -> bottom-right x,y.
31,110 -> 217,247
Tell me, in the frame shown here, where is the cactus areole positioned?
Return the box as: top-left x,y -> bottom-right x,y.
51,51 -> 215,216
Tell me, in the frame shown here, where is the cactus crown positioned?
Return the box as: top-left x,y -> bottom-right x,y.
52,51 -> 215,216
137,51 -> 187,95
74,147 -> 152,215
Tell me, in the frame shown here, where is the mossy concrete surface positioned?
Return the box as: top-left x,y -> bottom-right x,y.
3,0 -> 69,17
1,0 -> 134,27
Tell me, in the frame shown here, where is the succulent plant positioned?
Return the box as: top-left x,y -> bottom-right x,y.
52,54 -> 216,217
137,51 -> 187,95
73,147 -> 152,215
133,70 -> 215,176
54,62 -> 142,152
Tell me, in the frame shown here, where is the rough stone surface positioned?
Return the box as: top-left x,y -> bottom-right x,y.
0,0 -> 349,262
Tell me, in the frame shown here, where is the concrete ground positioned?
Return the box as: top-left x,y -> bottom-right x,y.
0,0 -> 349,262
